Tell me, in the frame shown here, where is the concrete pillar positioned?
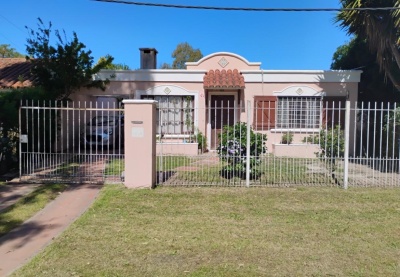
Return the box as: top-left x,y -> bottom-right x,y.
123,100 -> 157,189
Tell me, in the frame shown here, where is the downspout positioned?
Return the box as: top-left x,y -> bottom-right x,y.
262,70 -> 264,95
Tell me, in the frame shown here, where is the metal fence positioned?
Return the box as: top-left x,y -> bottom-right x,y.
19,100 -> 125,183
156,100 -> 400,188
18,99 -> 400,187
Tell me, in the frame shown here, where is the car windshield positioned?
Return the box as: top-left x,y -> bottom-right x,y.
89,116 -> 118,126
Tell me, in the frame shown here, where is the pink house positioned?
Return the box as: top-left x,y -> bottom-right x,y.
74,48 -> 361,156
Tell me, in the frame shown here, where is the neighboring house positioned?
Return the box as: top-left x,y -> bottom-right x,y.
74,48 -> 362,156
0,58 -> 35,90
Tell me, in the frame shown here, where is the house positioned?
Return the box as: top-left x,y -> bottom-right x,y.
74,48 -> 362,156
0,58 -> 35,90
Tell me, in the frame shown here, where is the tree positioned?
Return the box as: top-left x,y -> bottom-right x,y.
98,55 -> 130,70
172,42 -> 203,69
336,0 -> 400,91
0,44 -> 24,58
160,62 -> 172,69
161,42 -> 203,69
25,18 -> 113,100
331,36 -> 400,102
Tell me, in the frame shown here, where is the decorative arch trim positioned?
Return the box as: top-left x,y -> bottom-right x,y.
186,52 -> 261,67
273,86 -> 325,97
136,85 -> 198,97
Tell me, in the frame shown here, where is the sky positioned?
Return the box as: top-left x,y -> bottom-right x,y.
0,0 -> 351,70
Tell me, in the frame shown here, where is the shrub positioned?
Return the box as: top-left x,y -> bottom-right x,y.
302,125 -> 344,159
281,132 -> 293,144
217,122 -> 267,179
196,131 -> 207,153
318,125 -> 345,159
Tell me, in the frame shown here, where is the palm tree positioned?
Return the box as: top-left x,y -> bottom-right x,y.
336,0 -> 400,90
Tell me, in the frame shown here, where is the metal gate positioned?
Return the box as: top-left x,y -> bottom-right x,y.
19,100 -> 124,183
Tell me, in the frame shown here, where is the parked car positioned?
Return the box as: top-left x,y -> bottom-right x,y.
81,115 -> 124,148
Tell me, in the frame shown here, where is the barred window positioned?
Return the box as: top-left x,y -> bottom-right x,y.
141,95 -> 194,134
277,97 -> 321,129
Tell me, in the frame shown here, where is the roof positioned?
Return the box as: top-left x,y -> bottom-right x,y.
203,69 -> 245,89
0,58 -> 35,89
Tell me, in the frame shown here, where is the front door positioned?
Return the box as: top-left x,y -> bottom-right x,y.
210,95 -> 235,150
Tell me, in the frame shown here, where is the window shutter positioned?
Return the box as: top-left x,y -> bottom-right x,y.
254,96 -> 277,130
322,97 -> 346,129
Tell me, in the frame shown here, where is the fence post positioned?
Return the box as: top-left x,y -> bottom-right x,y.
246,100 -> 251,188
343,100 -> 350,189
122,100 -> 157,189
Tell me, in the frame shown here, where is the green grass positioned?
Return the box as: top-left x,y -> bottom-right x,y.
0,184 -> 67,237
167,157 -> 335,186
105,155 -> 334,185
157,156 -> 193,171
14,186 -> 400,276
105,159 -> 124,176
104,156 -> 193,177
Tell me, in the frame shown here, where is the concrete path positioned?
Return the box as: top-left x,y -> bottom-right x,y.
0,182 -> 102,277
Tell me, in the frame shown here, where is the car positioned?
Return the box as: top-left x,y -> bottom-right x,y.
81,115 -> 124,148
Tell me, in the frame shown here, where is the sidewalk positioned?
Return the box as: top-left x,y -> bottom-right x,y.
0,182 -> 102,277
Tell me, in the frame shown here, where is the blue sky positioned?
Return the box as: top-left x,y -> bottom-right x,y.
0,0 -> 351,70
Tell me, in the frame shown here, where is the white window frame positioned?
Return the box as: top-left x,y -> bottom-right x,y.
136,85 -> 198,138
276,96 -> 321,130
271,86 -> 325,132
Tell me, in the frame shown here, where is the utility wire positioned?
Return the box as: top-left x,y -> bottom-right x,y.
93,0 -> 400,12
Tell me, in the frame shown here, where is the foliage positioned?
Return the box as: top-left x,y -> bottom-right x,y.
25,18 -> 113,100
0,44 -> 24,58
312,125 -> 345,159
0,87 -> 66,175
196,131 -> 207,153
0,87 -> 51,172
331,36 -> 400,102
302,134 -> 320,144
160,62 -> 172,69
98,55 -> 130,70
217,122 -> 267,179
382,107 -> 400,158
336,0 -> 400,91
161,42 -> 203,69
280,132 -> 293,144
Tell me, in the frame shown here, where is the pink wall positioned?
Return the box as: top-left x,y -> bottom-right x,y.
72,51 -> 361,156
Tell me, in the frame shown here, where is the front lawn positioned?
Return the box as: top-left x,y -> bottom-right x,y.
14,186 -> 400,276
0,184 -> 67,237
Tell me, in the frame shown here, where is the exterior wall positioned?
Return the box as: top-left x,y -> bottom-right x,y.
272,144 -> 320,158
186,52 -> 261,71
156,143 -> 199,156
75,51 -> 362,157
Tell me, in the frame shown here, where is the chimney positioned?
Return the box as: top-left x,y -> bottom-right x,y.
139,48 -> 158,69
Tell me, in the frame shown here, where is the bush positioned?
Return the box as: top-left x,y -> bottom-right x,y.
318,125 -> 344,159
281,132 -> 293,144
196,131 -> 207,153
302,125 -> 344,159
217,122 -> 267,179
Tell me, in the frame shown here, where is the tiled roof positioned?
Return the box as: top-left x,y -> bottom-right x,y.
203,69 -> 245,89
0,58 -> 35,88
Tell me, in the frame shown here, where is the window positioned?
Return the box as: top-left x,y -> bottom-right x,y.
141,95 -> 194,134
277,97 -> 321,129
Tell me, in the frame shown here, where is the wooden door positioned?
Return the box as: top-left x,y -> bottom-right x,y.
210,95 -> 235,149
